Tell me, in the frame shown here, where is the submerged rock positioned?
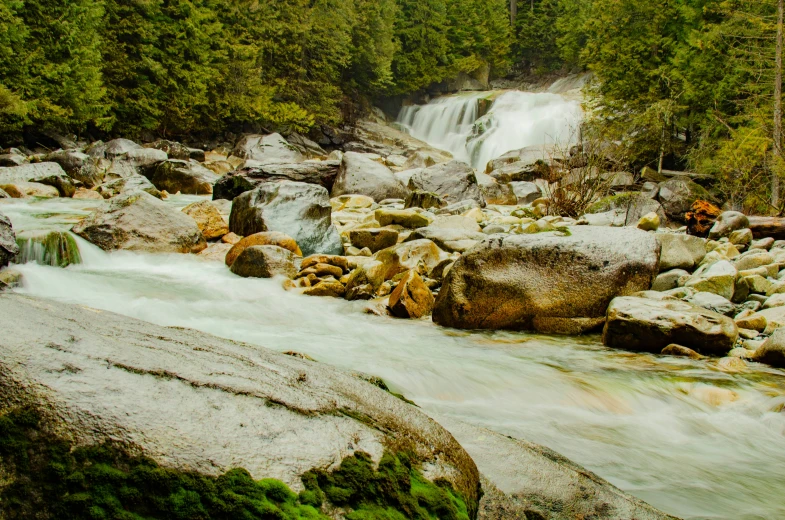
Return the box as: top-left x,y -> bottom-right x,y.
433,227 -> 660,332
603,296 -> 738,356
0,211 -> 19,268
72,190 -> 206,254
0,294 -> 480,513
229,181 -> 342,257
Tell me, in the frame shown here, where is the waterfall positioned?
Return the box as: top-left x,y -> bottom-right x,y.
15,231 -> 83,267
397,91 -> 583,171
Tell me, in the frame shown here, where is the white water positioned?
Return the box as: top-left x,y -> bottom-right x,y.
397,91 -> 582,170
3,197 -> 785,520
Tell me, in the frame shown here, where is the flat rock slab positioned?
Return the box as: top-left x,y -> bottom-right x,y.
0,294 -> 479,507
431,414 -> 678,520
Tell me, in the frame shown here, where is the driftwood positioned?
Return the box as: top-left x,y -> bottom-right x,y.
748,216 -> 785,239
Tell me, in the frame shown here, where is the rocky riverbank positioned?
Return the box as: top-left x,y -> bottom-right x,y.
1,115 -> 784,518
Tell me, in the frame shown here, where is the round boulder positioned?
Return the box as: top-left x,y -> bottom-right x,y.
229,245 -> 298,278
225,232 -> 303,267
433,227 -> 660,332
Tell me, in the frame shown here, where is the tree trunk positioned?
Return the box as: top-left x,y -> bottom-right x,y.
773,0 -> 783,209
748,215 -> 785,239
510,0 -> 517,26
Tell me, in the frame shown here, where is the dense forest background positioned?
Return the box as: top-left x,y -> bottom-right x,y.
0,0 -> 783,209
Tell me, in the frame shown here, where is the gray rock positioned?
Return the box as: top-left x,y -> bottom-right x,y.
751,327 -> 785,367
603,296 -> 738,355
104,138 -> 143,158
331,152 -> 409,201
229,245 -> 298,278
656,233 -> 706,271
45,150 -> 103,187
146,139 -> 191,160
97,174 -> 162,199
73,190 -> 206,253
0,153 -> 26,167
657,178 -> 713,221
0,294 -> 480,509
0,211 -> 19,268
237,160 -> 340,191
229,181 -> 342,256
709,211 -> 749,239
485,145 -> 550,179
233,133 -> 304,164
126,147 -> 169,175
475,172 -> 516,205
408,161 -> 485,208
652,269 -> 689,291
433,227 -> 660,332
150,160 -> 220,195
685,291 -> 736,316
406,226 -> 486,253
433,415 -> 678,520
684,260 -> 737,300
0,187 -> 8,198
0,162 -> 76,197
509,181 -> 541,205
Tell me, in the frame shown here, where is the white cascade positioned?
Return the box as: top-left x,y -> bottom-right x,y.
397,91 -> 582,171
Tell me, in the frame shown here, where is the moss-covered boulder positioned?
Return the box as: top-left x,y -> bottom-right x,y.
15,231 -> 82,267
0,294 -> 481,517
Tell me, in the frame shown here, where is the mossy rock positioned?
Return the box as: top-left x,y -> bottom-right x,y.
0,407 -> 468,520
15,231 -> 81,267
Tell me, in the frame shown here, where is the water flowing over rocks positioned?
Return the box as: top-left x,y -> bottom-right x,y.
433,227 -> 660,332
0,294 -> 480,512
229,181 -> 342,257
73,190 -> 206,253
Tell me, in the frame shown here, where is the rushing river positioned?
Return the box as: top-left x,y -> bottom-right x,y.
2,195 -> 785,520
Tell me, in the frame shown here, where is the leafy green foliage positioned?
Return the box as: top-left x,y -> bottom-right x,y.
0,407 -> 468,520
0,0 -> 510,140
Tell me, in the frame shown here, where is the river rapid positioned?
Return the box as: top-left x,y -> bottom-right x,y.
3,195 -> 785,520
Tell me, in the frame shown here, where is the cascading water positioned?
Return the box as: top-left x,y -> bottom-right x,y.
397,91 -> 582,170
15,231 -> 82,267
2,195 -> 785,520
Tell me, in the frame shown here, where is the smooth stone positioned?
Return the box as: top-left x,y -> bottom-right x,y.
661,344 -> 705,359
388,270 -> 435,319
652,269 -> 689,292
684,260 -> 737,300
182,200 -> 229,240
331,152 -> 409,202
225,232 -> 302,267
230,245 -> 298,278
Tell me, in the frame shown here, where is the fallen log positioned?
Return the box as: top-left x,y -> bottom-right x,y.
748,216 -> 785,239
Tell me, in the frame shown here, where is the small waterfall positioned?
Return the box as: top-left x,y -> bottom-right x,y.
15,231 -> 83,267
397,91 -> 582,171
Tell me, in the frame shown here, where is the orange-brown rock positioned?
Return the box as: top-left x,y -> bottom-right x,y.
221,232 -> 242,245
300,254 -> 349,272
225,232 -> 302,267
685,200 -> 721,237
388,270 -> 435,319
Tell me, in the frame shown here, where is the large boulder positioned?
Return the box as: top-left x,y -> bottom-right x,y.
509,181 -> 541,205
125,147 -> 169,176
485,145 -> 551,179
212,173 -> 256,201
331,152 -> 410,202
45,150 -> 104,187
0,294 -> 480,515
104,138 -> 143,158
0,211 -> 18,268
229,245 -> 298,278
150,160 -> 220,195
229,181 -> 342,256
603,296 -> 738,356
72,190 -> 206,253
408,161 -> 485,208
475,172 -> 517,205
233,133 -> 304,164
0,162 -> 75,196
433,227 -> 660,333
709,211 -> 749,239
145,139 -> 192,160
657,178 -> 713,222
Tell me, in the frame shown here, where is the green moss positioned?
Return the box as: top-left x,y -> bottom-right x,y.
585,192 -> 641,214
15,231 -> 82,267
0,407 -> 468,520
301,451 -> 469,520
